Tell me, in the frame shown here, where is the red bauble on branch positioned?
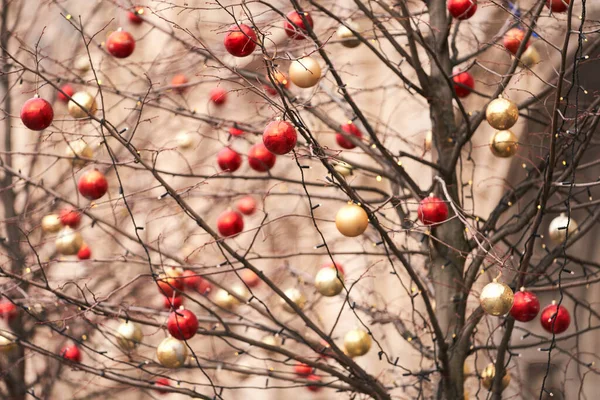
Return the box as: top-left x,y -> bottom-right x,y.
336,122 -> 363,149
503,28 -> 529,55
217,147 -> 242,172
182,270 -> 202,290
217,210 -> 244,237
106,30 -> 136,58
167,308 -> 199,340
163,295 -> 183,310
128,7 -> 144,24
284,10 -> 314,40
240,269 -> 260,287
510,290 -> 540,322
224,24 -> 257,57
546,0 -> 570,12
262,120 -> 298,155
236,196 -> 257,215
452,71 -> 475,98
0,301 -> 17,322
294,362 -> 313,376
57,84 -> 75,103
447,0 -> 477,20
20,97 -> 54,131
171,74 -> 189,94
60,345 -> 82,363
59,206 -> 81,228
210,87 -> 227,106
248,143 -> 276,172
154,378 -> 171,394
197,279 -> 212,295
78,169 -> 108,200
229,126 -> 244,136
417,196 -> 449,226
540,303 -> 570,334
307,374 -> 322,392
77,243 -> 92,260
157,269 -> 185,298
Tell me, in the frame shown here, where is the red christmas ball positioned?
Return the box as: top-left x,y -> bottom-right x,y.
197,278 -> 212,296
452,71 -> 475,98
167,309 -> 199,340
217,210 -> 244,237
171,74 -> 189,94
262,120 -> 298,155
510,290 -> 540,322
229,126 -> 245,136
503,28 -> 529,55
307,374 -> 322,392
417,196 -> 449,225
59,206 -> 81,228
128,7 -> 144,24
224,24 -> 257,57
78,169 -> 108,200
294,362 -> 313,376
0,301 -> 17,322
163,295 -> 183,310
217,147 -> 242,172
20,97 -> 54,131
57,84 -> 75,103
154,378 -> 170,395
540,303 -> 570,334
447,0 -> 477,20
61,345 -> 82,363
157,275 -> 185,298
236,196 -> 257,215
248,143 -> 276,172
77,243 -> 92,260
336,122 -> 363,149
284,10 -> 314,40
182,270 -> 202,290
210,87 -> 227,106
546,0 -> 569,12
106,30 -> 136,58
321,262 -> 345,276
240,269 -> 260,287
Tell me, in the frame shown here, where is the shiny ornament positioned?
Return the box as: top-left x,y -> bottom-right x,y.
447,0 -> 477,20
41,214 -> 62,233
236,196 -> 257,215
424,130 -> 433,152
510,289 -> 540,322
284,10 -> 314,40
248,143 -> 276,172
336,122 -> 363,149
546,0 -> 569,12
315,265 -> 344,297
481,363 -> 510,391
540,303 -> 570,333
217,147 -> 242,172
167,309 -> 199,340
289,56 -> 321,88
106,30 -> 136,58
74,56 -> 90,72
198,279 -> 212,295
336,20 -> 361,48
0,333 -> 16,354
156,337 -> 188,368
240,269 -> 261,287
480,281 -> 514,316
224,24 -> 257,57
217,210 -> 244,237
229,126 -> 245,136
210,87 -> 227,106
157,268 -> 185,298
418,196 -> 449,226
116,321 -> 143,350
77,243 -> 91,260
333,161 -> 353,177
182,270 -> 203,290
548,213 -> 578,243
503,28 -> 528,55
294,362 -> 312,376
55,227 -> 83,255
520,46 -> 541,68
489,130 -> 518,158
171,74 -> 189,94
65,139 -> 93,167
60,344 -> 82,363
335,203 -> 369,237
307,374 -> 322,392
486,97 -> 519,130
78,169 -> 108,200
128,7 -> 144,25
176,132 -> 194,149
59,206 -> 81,228
261,334 -> 281,349
281,288 -> 307,313
154,378 -> 170,394
453,71 -> 475,98
263,120 -> 298,155
0,301 -> 17,322
265,70 -> 290,95
163,295 -> 183,310
20,97 -> 54,131
68,91 -> 97,119
57,84 -> 75,103
213,284 -> 249,310
343,328 -> 371,357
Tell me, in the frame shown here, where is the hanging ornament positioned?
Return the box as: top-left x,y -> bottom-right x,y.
240,269 -> 261,287
486,97 -> 519,130
217,210 -> 244,237
540,302 -> 570,333
0,301 -> 17,322
68,91 -> 97,119
0,332 -> 16,354
20,97 -> 54,131
289,56 -> 322,88
447,0 -> 477,20
213,284 -> 249,310
236,196 -> 257,216
59,206 -> 81,228
57,84 -> 75,103
333,161 -> 353,177
343,328 -> 371,357
336,122 -> 363,149
294,362 -> 313,376
283,10 -> 314,40
548,213 -> 578,243
77,243 -> 91,260
224,24 -> 257,57
489,130 -> 518,158
546,0 -> 569,12
510,289 -> 540,322
171,74 -> 189,94
261,335 -> 281,349
74,56 -> 90,72
217,147 -> 242,172
60,344 -> 82,363
503,28 -> 529,55
307,374 -> 322,392
264,70 -> 290,95
335,203 -> 368,237
163,295 -> 183,310
424,130 -> 432,152
65,139 -> 93,167
453,71 -> 475,98
154,378 -> 171,394
281,287 -> 307,313
156,337 -> 188,368
263,120 -> 298,155
78,169 -> 108,200
315,265 -> 344,297
157,268 -> 185,298
55,227 -> 83,255
480,281 -> 514,316
116,321 -> 143,350
481,363 -> 510,391
176,132 -> 194,149
210,87 -> 227,106
229,126 -> 245,136
41,214 -> 62,233
167,308 -> 199,340
106,29 -> 136,58
182,270 -> 202,290
418,196 -> 449,226
520,46 -> 541,68
248,143 -> 277,172
336,20 -> 361,48
128,7 -> 144,25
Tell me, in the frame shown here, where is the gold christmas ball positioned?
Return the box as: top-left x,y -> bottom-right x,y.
55,227 -> 83,255
520,46 -> 540,68
480,281 -> 514,316
42,214 -> 62,233
315,266 -> 344,297
68,91 -> 98,119
424,130 -> 432,152
75,56 -> 91,72
116,321 -> 143,351
0,331 -> 17,354
261,335 -> 282,352
156,337 -> 188,368
335,203 -> 369,237
333,161 -> 353,177
281,288 -> 307,313
548,213 -> 578,243
489,130 -> 518,158
486,97 -> 519,130
213,284 -> 249,310
289,56 -> 322,88
65,139 -> 93,167
176,132 -> 194,149
343,328 -> 371,358
481,363 -> 511,391
336,20 -> 361,48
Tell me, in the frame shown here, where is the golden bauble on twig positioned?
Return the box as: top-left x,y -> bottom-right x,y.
336,20 -> 361,48
65,139 -> 93,167
489,130 -> 518,158
55,227 -> 83,255
0,331 -> 17,354
41,214 -> 62,233
213,284 -> 249,310
480,281 -> 514,316
548,213 -> 578,244
335,203 -> 369,237
281,288 -> 307,313
343,328 -> 371,358
68,91 -> 98,119
176,132 -> 194,150
116,321 -> 143,351
481,363 -> 511,391
315,266 -> 344,297
289,56 -> 322,88
520,46 -> 541,68
333,161 -> 353,177
486,97 -> 519,130
156,337 -> 188,368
